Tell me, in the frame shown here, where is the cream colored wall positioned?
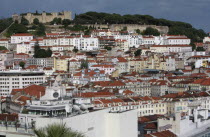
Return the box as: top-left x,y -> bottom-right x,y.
55,59 -> 68,71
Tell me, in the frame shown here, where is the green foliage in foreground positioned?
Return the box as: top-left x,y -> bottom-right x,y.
34,123 -> 84,137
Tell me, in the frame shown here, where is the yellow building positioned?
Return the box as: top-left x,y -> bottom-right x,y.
54,56 -> 70,71
129,58 -> 147,73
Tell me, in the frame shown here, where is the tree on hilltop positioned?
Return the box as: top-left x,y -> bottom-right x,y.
33,18 -> 39,25
142,27 -> 160,36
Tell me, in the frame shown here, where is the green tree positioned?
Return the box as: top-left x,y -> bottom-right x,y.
136,29 -> 141,34
51,18 -> 62,25
34,41 -> 50,58
201,87 -> 207,92
0,46 -> 7,50
134,49 -> 142,56
143,27 -> 160,36
19,61 -> 25,69
46,47 -> 52,57
84,29 -> 91,35
191,43 -> 196,51
104,46 -> 112,51
6,22 -> 28,37
57,18 -> 62,24
73,47 -> 79,53
196,47 -> 205,51
34,123 -> 84,137
80,60 -> 89,69
21,17 -> 29,25
34,41 -> 40,58
168,27 -> 206,43
72,11 -> 206,42
36,49 -> 47,58
0,18 -> 13,33
62,19 -> 72,28
35,23 -> 46,36
33,18 -> 39,25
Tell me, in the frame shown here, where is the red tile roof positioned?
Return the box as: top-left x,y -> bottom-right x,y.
25,65 -> 38,69
145,123 -> 157,129
76,92 -> 115,98
12,33 -> 33,36
0,114 -> 18,121
123,89 -> 134,95
11,85 -> 45,98
93,80 -> 125,87
117,57 -> 127,62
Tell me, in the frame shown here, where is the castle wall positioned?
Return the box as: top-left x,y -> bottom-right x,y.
75,24 -> 169,34
14,11 -> 72,24
12,12 -> 168,34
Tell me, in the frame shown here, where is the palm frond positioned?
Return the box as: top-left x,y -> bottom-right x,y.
34,128 -> 47,137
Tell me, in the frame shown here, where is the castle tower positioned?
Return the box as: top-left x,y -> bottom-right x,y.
52,12 -> 58,18
26,13 -> 33,24
42,12 -> 47,23
63,11 -> 72,20
12,14 -> 21,23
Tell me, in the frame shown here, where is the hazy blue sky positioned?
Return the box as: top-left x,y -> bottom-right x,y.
1,0 -> 210,31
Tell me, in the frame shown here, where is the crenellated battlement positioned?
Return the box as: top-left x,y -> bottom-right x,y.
12,11 -> 72,24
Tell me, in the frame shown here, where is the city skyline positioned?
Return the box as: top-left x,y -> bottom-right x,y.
1,0 -> 210,32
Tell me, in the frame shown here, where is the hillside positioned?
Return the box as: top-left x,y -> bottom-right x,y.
0,18 -> 13,33
74,12 -> 207,43
0,11 -> 207,43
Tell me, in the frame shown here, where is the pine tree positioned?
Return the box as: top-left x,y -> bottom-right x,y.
34,40 -> 40,58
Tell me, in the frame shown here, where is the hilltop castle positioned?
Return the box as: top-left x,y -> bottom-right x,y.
12,11 -> 72,24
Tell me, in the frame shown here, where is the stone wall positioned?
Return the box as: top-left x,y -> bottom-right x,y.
45,24 -> 169,34
78,24 -> 169,34
12,11 -> 72,24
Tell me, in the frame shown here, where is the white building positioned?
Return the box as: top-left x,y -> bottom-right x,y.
43,35 -> 99,51
16,42 -> 32,54
14,80 -> 138,137
11,33 -> 34,44
142,36 -> 158,45
71,69 -> 110,85
0,39 -> 9,49
0,51 -> 14,70
203,36 -> 210,43
0,69 -> 46,96
26,57 -> 55,68
195,58 -> 210,68
158,108 -> 210,137
150,45 -> 192,53
151,80 -> 169,96
90,65 -> 115,75
74,35 -> 99,51
114,35 -> 142,48
162,35 -> 191,45
165,56 -> 176,71
30,38 -> 44,46
19,109 -> 138,137
112,57 -> 129,73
